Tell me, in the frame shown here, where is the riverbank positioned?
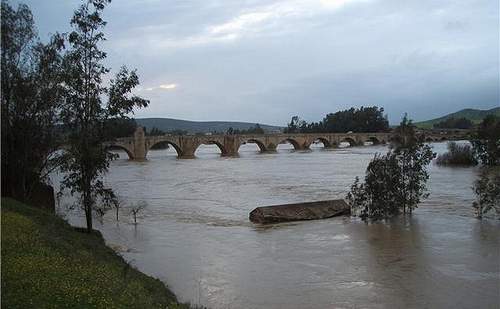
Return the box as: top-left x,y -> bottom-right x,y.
1,198 -> 193,308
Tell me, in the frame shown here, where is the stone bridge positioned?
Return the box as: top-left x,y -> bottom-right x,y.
103,127 -> 469,160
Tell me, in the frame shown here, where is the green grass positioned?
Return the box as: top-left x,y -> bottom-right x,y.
1,198 -> 192,309
415,107 -> 500,129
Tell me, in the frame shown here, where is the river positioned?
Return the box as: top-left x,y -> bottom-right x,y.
54,141 -> 499,309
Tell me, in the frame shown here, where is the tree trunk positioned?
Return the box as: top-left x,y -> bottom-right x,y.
83,171 -> 93,233
84,192 -> 93,233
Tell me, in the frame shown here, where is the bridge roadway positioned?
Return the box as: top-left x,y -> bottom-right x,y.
103,127 -> 468,160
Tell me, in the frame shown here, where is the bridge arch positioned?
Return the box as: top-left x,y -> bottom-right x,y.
195,140 -> 227,156
278,138 -> 301,150
341,137 -> 357,147
312,137 -> 332,148
240,138 -> 267,152
104,145 -> 134,160
147,140 -> 182,157
366,136 -> 381,145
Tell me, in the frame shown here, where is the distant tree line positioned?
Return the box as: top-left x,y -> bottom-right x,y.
226,124 -> 265,135
284,106 -> 389,133
433,117 -> 473,129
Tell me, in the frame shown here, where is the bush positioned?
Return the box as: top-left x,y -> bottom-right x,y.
436,142 -> 477,166
347,115 -> 435,220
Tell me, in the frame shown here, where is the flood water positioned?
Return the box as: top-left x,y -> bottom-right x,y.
54,142 -> 500,309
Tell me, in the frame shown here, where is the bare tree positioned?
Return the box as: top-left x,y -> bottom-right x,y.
129,201 -> 147,224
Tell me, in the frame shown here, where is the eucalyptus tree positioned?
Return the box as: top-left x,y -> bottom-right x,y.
59,0 -> 148,232
347,115 -> 435,220
472,168 -> 500,219
1,1 -> 65,201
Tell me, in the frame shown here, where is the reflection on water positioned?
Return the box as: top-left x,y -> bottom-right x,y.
53,142 -> 500,309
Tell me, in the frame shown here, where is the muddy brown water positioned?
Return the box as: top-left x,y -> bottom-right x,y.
53,142 -> 500,309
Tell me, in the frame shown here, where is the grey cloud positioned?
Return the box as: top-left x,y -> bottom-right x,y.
22,0 -> 499,125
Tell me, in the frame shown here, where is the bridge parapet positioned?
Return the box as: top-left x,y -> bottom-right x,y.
102,127 -> 468,161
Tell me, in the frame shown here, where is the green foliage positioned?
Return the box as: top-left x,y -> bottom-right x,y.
347,115 -> 436,220
1,1 -> 65,201
104,118 -> 137,139
433,117 -> 473,129
59,0 -> 149,232
436,142 -> 477,166
472,168 -> 500,219
1,198 -> 192,308
470,115 -> 500,166
283,116 -> 307,133
226,123 -> 265,135
145,127 -> 165,136
284,106 -> 389,133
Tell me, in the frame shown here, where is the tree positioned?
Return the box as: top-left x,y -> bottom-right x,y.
470,115 -> 500,166
284,116 -> 306,133
59,0 -> 149,233
129,201 -> 146,224
1,1 -> 65,201
146,127 -> 165,136
472,168 -> 500,219
347,115 -> 435,220
284,106 -> 389,134
433,117 -> 473,129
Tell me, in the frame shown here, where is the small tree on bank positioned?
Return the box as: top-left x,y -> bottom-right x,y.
59,0 -> 148,233
347,115 -> 435,220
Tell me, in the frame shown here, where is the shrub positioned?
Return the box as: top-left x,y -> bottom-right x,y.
347,115 -> 435,220
436,142 -> 478,166
472,168 -> 500,219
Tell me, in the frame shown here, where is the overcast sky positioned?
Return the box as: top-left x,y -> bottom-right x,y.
19,0 -> 500,125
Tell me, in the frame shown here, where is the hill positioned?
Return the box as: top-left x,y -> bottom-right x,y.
1,198 -> 191,309
415,107 -> 500,129
136,118 -> 282,134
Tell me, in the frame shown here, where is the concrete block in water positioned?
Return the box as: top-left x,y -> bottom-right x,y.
249,199 -> 350,224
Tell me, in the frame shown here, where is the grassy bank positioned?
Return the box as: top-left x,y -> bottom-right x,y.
1,198 -> 190,309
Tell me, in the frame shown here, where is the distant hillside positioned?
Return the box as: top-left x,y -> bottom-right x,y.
415,107 -> 500,129
136,118 -> 283,133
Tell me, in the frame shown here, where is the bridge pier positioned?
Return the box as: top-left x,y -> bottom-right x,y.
264,143 -> 277,153
133,127 -> 147,160
178,151 -> 196,159
221,136 -> 240,157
